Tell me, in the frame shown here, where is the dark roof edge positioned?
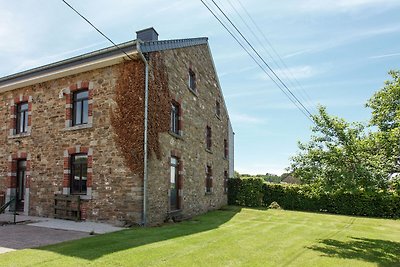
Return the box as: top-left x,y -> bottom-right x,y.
140,37 -> 208,53
0,37 -> 209,86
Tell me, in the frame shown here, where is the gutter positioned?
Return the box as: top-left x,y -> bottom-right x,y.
137,41 -> 149,226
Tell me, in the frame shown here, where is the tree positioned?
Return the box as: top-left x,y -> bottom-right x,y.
290,70 -> 400,193
290,106 -> 389,193
366,70 -> 400,175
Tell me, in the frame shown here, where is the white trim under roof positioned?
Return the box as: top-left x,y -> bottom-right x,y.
0,51 -> 138,93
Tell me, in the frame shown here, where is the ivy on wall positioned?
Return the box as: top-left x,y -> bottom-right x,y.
110,52 -> 170,175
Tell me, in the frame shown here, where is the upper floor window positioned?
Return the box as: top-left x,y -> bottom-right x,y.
189,68 -> 196,92
71,154 -> 88,195
171,102 -> 180,135
216,101 -> 221,117
73,90 -> 89,126
224,139 -> 228,159
16,102 -> 28,134
206,126 -> 212,150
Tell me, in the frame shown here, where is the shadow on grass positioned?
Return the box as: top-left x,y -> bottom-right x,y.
308,237 -> 400,267
36,206 -> 241,260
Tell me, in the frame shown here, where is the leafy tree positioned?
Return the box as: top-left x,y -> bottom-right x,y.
366,70 -> 400,175
290,106 -> 389,193
290,70 -> 400,193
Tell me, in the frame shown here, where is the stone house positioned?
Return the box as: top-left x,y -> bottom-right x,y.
0,28 -> 234,226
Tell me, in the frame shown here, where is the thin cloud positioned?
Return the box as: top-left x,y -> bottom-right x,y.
231,113 -> 266,125
298,0 -> 400,13
369,52 -> 400,59
10,41 -> 108,75
257,65 -> 317,81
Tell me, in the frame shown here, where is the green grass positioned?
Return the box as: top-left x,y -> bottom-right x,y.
0,207 -> 399,266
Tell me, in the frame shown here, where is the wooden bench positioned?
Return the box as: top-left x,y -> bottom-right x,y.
54,194 -> 81,221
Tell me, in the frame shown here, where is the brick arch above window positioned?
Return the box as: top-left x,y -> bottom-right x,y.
9,95 -> 32,137
63,81 -> 94,130
63,146 -> 93,199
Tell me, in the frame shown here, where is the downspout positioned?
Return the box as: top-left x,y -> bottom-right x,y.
137,41 -> 149,226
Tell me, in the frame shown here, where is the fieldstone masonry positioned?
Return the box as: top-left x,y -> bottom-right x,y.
0,40 -> 230,226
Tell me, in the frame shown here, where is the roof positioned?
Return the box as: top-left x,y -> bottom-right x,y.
0,37 -> 208,92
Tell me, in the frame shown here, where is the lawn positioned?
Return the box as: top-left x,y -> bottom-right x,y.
0,207 -> 399,266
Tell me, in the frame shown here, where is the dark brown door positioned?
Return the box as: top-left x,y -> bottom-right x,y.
16,159 -> 26,211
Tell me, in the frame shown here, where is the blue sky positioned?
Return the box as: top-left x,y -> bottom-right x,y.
1,0 -> 400,175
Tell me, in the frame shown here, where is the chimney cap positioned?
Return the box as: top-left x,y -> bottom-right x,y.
136,27 -> 159,42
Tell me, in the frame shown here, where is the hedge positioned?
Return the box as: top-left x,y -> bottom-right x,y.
228,178 -> 400,218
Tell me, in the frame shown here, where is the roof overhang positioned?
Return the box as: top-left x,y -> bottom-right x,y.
0,41 -> 139,93
0,37 -> 209,93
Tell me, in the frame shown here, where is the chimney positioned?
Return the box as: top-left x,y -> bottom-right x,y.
136,27 -> 159,42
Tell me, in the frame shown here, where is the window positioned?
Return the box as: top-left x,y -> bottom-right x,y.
189,68 -> 196,92
224,171 -> 228,194
70,154 -> 88,194
171,102 -> 180,135
224,139 -> 228,159
206,126 -> 212,150
73,90 -> 89,126
216,101 -> 221,117
206,165 -> 212,193
16,102 -> 28,134
170,157 -> 180,210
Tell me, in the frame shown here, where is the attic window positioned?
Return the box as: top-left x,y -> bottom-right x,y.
188,68 -> 196,92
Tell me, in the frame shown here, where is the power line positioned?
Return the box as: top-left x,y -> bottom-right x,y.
207,0 -> 314,121
228,0 -> 316,113
233,0 -> 316,112
61,0 -> 135,61
200,0 -> 314,122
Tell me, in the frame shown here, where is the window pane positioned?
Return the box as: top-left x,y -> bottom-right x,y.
170,103 -> 179,134
82,100 -> 89,124
75,90 -> 88,100
170,157 -> 178,166
74,101 -> 82,125
24,110 -> 28,131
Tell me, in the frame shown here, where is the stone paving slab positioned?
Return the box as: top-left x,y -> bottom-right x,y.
0,213 -> 124,234
0,213 -> 125,254
0,224 -> 89,254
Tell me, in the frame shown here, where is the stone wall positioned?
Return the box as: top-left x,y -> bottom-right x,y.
0,64 -> 143,225
0,43 -> 230,226
147,44 -> 229,224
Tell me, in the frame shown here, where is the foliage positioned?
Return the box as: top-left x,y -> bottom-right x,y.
228,178 -> 400,218
234,171 -> 299,184
227,177 -> 264,207
1,208 -> 400,267
290,70 -> 400,193
290,106 -> 389,193
111,54 -> 170,174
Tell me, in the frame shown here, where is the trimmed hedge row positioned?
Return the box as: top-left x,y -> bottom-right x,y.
228,178 -> 400,218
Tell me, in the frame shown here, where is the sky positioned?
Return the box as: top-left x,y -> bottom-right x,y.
1,0 -> 400,175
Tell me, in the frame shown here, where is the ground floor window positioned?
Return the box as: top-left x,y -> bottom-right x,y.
71,154 -> 88,194
206,165 -> 212,193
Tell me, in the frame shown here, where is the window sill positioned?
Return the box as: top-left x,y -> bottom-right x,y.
205,148 -> 213,154
63,123 -> 93,132
188,86 -> 198,97
169,131 -> 183,140
70,194 -> 92,200
205,191 -> 213,195
8,132 -> 31,139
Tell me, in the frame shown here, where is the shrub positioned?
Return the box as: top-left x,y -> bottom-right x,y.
228,177 -> 400,218
228,177 -> 264,207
